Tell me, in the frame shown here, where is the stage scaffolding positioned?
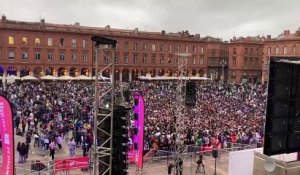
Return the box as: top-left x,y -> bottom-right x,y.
174,53 -> 191,174
92,36 -> 117,175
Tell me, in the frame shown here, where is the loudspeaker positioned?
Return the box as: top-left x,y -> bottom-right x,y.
212,149 -> 218,158
185,81 -> 196,106
264,58 -> 300,156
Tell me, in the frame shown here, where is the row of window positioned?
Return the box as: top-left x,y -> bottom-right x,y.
231,57 -> 260,68
8,36 -> 88,48
120,42 -> 205,53
267,45 -> 297,55
105,53 -> 205,65
8,51 -> 88,63
233,48 -> 261,55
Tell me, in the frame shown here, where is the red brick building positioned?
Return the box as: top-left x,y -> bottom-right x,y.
262,29 -> 300,83
0,16 -> 210,82
1,16 -> 299,83
228,37 -> 263,83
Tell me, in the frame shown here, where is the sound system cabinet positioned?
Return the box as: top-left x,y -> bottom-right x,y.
264,57 -> 300,156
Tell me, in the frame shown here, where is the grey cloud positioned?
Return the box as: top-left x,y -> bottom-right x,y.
0,0 -> 299,40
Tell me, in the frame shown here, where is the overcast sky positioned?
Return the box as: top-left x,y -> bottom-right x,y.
1,0 -> 299,40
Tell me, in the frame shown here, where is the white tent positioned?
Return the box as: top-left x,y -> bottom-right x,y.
138,76 -> 152,80
92,76 -> 111,81
189,76 -> 212,80
77,75 -> 92,80
40,75 -> 57,80
7,75 -> 20,80
57,75 -> 76,80
21,75 -> 38,80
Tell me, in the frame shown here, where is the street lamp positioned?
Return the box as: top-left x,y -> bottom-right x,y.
221,58 -> 227,81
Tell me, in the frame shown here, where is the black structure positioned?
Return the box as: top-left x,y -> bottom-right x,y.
185,81 -> 196,106
112,106 -> 130,175
91,35 -> 117,48
264,57 -> 300,156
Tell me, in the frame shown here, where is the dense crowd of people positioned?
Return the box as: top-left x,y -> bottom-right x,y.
0,79 -> 267,162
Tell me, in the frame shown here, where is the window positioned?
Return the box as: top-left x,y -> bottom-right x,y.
124,42 -> 129,51
244,57 -> 248,66
115,53 -> 119,64
200,46 -> 204,54
60,38 -> 65,47
35,52 -> 41,61
151,55 -> 156,64
83,40 -> 87,48
104,54 -> 109,64
185,45 -> 189,53
8,51 -> 15,60
244,48 -> 248,54
200,56 -> 204,65
83,53 -> 88,63
283,46 -> 287,54
255,57 -> 259,67
168,55 -> 172,64
233,48 -> 237,54
176,45 -> 180,52
133,54 -> 138,64
151,44 -> 156,52
143,43 -> 147,51
192,46 -> 197,53
35,38 -> 41,46
72,39 -> 77,47
142,54 -> 147,64
169,45 -> 172,52
256,48 -> 259,55
22,51 -> 28,60
48,52 -> 53,62
193,56 -> 196,64
292,45 -> 297,54
160,55 -> 164,64
48,38 -> 53,46
60,52 -> 65,61
275,46 -> 280,54
72,53 -> 77,62
124,53 -> 129,64
160,44 -> 164,52
250,48 -> 253,55
233,57 -> 236,66
134,42 -> 138,51
8,36 -> 14,45
22,37 -> 27,45
268,47 -> 271,55
212,50 -> 216,56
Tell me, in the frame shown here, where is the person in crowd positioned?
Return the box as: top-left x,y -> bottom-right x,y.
49,140 -> 58,160
68,137 -> 76,158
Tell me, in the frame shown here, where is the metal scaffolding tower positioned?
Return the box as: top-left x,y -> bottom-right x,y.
92,36 -> 117,175
174,53 -> 191,174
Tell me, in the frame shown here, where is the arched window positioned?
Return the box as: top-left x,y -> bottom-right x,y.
275,46 -> 280,54
292,45 -> 297,54
283,46 -> 287,54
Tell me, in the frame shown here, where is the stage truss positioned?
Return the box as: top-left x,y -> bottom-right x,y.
174,53 -> 191,174
93,44 -> 116,175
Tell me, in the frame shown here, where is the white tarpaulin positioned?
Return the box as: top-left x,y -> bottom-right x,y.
229,148 -> 297,175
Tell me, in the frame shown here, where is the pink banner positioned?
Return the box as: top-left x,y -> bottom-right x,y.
55,157 -> 89,172
133,95 -> 145,168
0,96 -> 14,175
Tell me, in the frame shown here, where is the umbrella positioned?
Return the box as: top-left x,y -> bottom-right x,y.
21,75 -> 38,80
40,75 -> 57,80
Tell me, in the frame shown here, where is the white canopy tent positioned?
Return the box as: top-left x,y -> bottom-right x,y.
21,75 -> 38,80
138,76 -> 211,81
40,75 -> 57,80
57,75 -> 76,80
77,75 -> 92,80
92,76 -> 111,81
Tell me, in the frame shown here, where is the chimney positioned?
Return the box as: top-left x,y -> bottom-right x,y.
74,22 -> 80,26
161,30 -> 165,35
296,28 -> 300,36
2,14 -> 6,23
105,25 -> 110,30
195,34 -> 200,38
134,28 -> 138,33
267,35 -> 271,39
284,30 -> 290,35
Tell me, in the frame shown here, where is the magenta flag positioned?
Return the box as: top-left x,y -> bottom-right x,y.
0,96 -> 14,175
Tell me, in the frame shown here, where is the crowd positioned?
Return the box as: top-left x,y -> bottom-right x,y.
0,79 -> 267,162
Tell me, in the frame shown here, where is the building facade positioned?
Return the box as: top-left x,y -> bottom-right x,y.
262,30 -> 300,83
1,16 -> 300,83
228,37 -> 263,83
0,16 -> 211,82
